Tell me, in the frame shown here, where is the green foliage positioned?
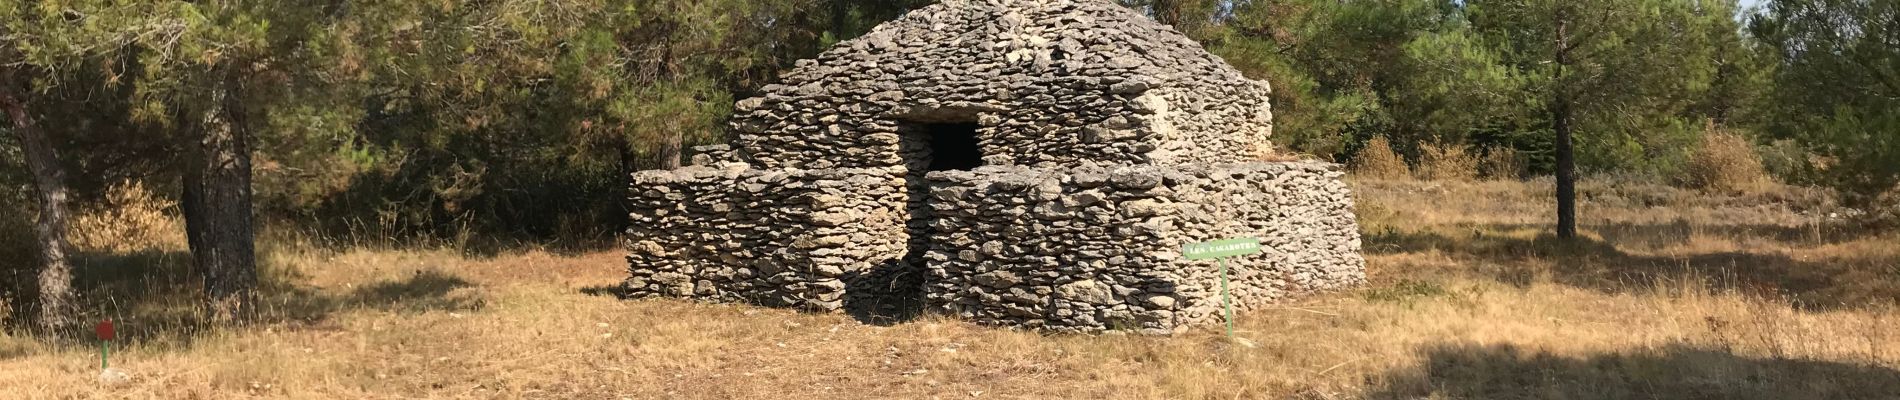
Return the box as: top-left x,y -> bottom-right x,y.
1802,108 -> 1900,204
1199,0 -> 1419,159
1463,0 -> 1741,176
282,0 -> 843,242
1116,0 -> 1224,36
239,0 -> 953,242
1748,0 -> 1900,204
1184,0 -> 1757,178
1392,27 -> 1524,146
0,0 -> 898,243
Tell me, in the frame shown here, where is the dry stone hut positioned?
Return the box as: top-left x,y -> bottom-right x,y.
623,0 -> 1365,334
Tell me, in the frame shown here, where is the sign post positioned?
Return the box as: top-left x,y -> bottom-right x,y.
1182,237 -> 1262,339
95,319 -> 114,370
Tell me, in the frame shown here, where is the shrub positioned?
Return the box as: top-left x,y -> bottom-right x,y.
1351,136 -> 1410,180
1415,142 -> 1479,181
1679,125 -> 1771,193
1754,138 -> 1813,184
1479,147 -> 1527,181
1874,185 -> 1900,228
68,181 -> 188,253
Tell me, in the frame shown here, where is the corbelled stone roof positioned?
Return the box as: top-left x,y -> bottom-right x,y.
775,0 -> 1262,92
734,0 -> 1275,169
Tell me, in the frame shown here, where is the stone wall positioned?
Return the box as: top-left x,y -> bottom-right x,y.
728,0 -> 1274,170
921,162 -> 1363,333
1144,85 -> 1274,164
687,144 -> 738,166
623,0 -> 1364,334
623,164 -> 912,311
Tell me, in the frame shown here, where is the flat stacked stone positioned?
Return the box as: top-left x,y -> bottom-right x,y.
921,162 -> 1363,333
624,164 -> 909,311
623,0 -> 1363,334
730,0 -> 1275,170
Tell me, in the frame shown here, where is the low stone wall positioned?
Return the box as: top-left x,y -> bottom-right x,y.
623,164 -> 910,311
625,161 -> 1364,333
686,144 -> 739,166
921,162 -> 1363,333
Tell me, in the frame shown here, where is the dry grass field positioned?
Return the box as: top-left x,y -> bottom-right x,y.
3,178 -> 1899,399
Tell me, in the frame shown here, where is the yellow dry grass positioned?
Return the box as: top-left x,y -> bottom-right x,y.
3,178 -> 1899,399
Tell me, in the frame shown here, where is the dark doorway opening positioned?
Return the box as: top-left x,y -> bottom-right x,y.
845,120 -> 984,325
923,122 -> 983,171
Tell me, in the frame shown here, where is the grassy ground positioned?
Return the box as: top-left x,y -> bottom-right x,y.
3,178 -> 1898,399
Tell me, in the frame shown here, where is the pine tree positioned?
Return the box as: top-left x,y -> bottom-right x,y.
1467,0 -> 1729,238
1749,0 -> 1900,204
0,0 -> 129,333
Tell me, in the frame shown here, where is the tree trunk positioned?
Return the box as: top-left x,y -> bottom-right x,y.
183,85 -> 258,323
618,136 -> 638,179
657,131 -> 683,170
1553,11 -> 1578,239
1,88 -> 76,333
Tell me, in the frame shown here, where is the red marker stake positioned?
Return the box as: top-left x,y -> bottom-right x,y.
95,320 -> 114,370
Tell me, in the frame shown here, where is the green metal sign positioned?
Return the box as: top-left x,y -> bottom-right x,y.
1182,237 -> 1264,341
1183,237 -> 1262,260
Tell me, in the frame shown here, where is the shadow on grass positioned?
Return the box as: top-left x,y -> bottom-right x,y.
1584,220 -> 1886,249
1,249 -> 485,354
578,259 -> 930,326
578,283 -> 632,298
1367,342 -> 1900,399
341,270 -> 483,313
1362,222 -> 1900,311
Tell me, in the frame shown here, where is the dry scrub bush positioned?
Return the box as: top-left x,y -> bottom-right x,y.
69,181 -> 187,253
1679,126 -> 1771,193
1874,186 -> 1900,227
1479,147 -> 1527,180
1415,142 -> 1479,181
1352,136 -> 1410,180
